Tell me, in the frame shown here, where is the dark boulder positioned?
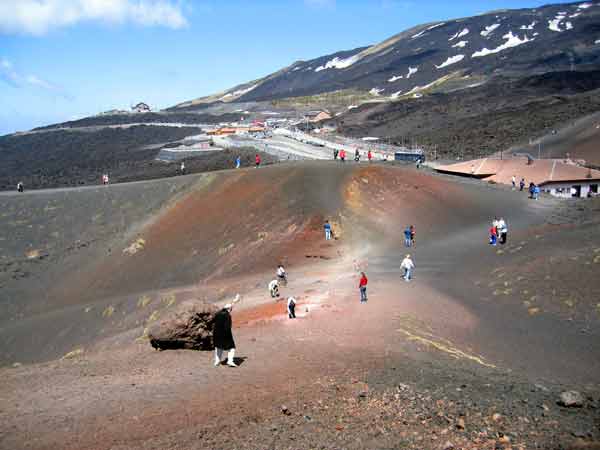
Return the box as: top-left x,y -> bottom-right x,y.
148,302 -> 219,351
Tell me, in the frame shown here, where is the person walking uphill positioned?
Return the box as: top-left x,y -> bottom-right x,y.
324,220 -> 332,240
213,303 -> 237,367
400,254 -> 415,281
359,272 -> 368,303
287,296 -> 297,319
404,226 -> 412,247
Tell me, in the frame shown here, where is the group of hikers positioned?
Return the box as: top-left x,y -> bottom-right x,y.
333,148 -> 373,163
511,175 -> 540,200
489,216 -> 508,246
404,225 -> 416,247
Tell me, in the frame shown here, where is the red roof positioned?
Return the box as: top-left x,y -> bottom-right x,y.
436,157 -> 600,185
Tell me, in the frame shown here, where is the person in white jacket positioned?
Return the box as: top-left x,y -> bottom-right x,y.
268,279 -> 280,298
400,254 -> 415,281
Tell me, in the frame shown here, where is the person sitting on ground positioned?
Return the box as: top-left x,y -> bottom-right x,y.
213,303 -> 237,367
268,279 -> 280,298
17,182 -> 24,193
404,226 -> 412,247
287,296 -> 296,319
400,255 -> 415,281
277,264 -> 287,285
359,272 -> 368,303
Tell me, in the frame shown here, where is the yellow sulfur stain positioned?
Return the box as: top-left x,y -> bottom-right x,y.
397,328 -> 496,368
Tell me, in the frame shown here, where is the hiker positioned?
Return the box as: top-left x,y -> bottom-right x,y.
511,175 -> 516,190
255,154 -> 261,168
410,225 -> 416,247
180,161 -> 186,175
533,184 -> 540,200
17,182 -> 24,193
340,149 -> 346,162
324,220 -> 332,240
268,279 -> 280,298
235,156 -> 241,169
102,174 -> 109,185
400,254 -> 414,281
489,224 -> 498,246
359,272 -> 368,303
213,303 -> 237,367
368,150 -> 373,162
528,182 -> 535,199
277,264 -> 287,286
404,226 -> 412,247
354,149 -> 360,162
333,149 -> 339,160
498,217 -> 508,245
287,296 -> 296,319
519,178 -> 525,192
416,158 -> 421,169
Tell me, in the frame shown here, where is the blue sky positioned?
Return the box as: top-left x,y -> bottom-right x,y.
0,0 -> 578,135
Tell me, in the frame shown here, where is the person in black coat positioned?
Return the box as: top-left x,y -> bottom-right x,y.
213,304 -> 237,367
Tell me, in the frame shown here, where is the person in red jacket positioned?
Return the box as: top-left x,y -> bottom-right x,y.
367,150 -> 373,162
255,154 -> 261,168
359,272 -> 368,303
339,149 -> 346,162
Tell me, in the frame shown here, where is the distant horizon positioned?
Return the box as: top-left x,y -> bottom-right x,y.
0,0 -> 585,135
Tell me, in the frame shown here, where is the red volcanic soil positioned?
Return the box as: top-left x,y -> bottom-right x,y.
1,163 -> 600,449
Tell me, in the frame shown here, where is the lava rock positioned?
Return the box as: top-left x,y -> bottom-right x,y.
148,301 -> 219,350
558,391 -> 584,408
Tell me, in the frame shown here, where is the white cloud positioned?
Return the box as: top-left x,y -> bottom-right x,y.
0,0 -> 188,35
0,57 -> 71,98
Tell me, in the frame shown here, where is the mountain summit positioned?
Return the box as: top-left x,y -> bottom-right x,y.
174,1 -> 600,108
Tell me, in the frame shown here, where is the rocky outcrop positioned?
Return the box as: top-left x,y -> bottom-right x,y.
148,302 -> 219,351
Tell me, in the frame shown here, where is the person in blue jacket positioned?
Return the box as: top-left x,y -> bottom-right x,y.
404,226 -> 412,247
324,220 -> 332,240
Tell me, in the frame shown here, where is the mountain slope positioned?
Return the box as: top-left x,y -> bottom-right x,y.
173,1 -> 600,108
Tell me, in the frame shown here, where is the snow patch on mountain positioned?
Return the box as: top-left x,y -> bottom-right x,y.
369,88 -> 384,96
595,38 -> 600,44
520,21 -> 537,30
452,40 -> 468,48
449,28 -> 469,41
407,67 -> 418,78
577,3 -> 592,9
565,21 -> 573,30
347,105 -> 358,110
315,54 -> 361,72
548,13 -> 568,32
390,90 -> 403,99
388,75 -> 403,82
569,12 -> 582,18
472,32 -> 532,57
220,84 -> 258,101
412,22 -> 446,39
435,54 -> 465,69
481,24 -> 501,37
